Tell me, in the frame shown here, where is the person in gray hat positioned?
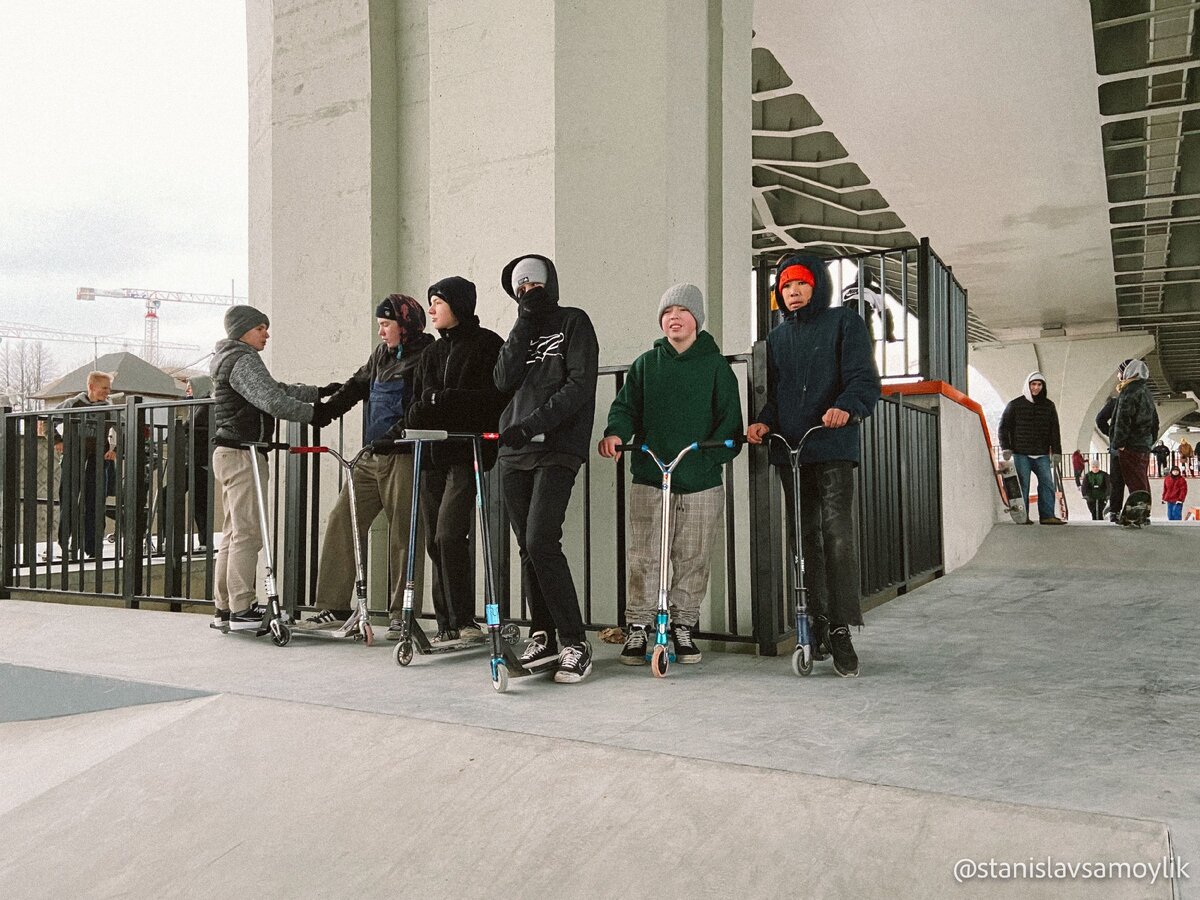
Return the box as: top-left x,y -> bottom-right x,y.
494,254 -> 598,683
208,304 -> 340,632
599,283 -> 742,667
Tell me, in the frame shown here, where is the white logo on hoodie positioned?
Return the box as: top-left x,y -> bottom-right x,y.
527,332 -> 564,365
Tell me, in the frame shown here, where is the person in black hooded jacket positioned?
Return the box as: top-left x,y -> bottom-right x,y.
998,371 -> 1064,525
403,275 -> 510,645
747,254 -> 881,678
493,254 -> 599,684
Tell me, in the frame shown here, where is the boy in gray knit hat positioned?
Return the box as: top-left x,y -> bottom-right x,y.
208,304 -> 340,631
598,283 -> 742,665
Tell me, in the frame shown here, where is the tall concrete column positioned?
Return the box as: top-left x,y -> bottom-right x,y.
971,332 -> 1154,453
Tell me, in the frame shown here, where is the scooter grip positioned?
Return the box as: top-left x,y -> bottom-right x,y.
289,446 -> 329,454
399,428 -> 450,441
615,444 -> 643,453
695,438 -> 741,450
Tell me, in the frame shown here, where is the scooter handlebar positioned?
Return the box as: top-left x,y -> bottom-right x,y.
695,438 -> 741,450
289,446 -> 329,454
227,439 -> 290,452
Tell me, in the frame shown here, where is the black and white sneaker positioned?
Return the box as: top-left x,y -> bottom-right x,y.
811,615 -> 831,662
553,641 -> 593,684
829,625 -> 860,677
385,619 -> 405,641
229,603 -> 268,631
293,609 -> 346,633
619,625 -> 648,666
671,623 -> 702,664
519,631 -> 559,671
210,608 -> 230,632
330,609 -> 363,639
431,628 -> 461,646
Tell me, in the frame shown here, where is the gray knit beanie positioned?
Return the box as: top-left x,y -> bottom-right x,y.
657,283 -> 705,331
224,304 -> 270,340
511,257 -> 549,293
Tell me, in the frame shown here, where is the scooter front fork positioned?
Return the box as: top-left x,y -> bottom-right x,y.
486,602 -> 504,678
647,606 -> 676,662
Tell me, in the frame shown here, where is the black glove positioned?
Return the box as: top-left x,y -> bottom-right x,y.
517,286 -> 554,321
318,381 -> 342,398
368,438 -> 398,455
421,388 -> 439,405
311,401 -> 335,430
499,423 -> 533,449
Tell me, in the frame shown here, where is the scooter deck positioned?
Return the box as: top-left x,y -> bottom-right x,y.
997,460 -> 1027,524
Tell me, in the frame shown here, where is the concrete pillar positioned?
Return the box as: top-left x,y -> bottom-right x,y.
1155,399 -> 1198,441
971,332 -> 1155,453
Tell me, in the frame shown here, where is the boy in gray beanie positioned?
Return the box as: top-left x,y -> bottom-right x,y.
599,283 -> 742,665
208,304 -> 340,631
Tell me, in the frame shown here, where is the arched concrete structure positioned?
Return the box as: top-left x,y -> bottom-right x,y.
1155,399 -> 1199,441
970,332 -> 1156,453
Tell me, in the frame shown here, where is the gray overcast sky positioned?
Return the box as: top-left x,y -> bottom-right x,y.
0,1 -> 247,372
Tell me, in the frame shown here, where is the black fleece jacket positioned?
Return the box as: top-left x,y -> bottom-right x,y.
406,276 -> 510,470
493,255 -> 598,463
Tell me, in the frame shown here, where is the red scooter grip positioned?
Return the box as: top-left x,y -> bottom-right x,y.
289,446 -> 329,454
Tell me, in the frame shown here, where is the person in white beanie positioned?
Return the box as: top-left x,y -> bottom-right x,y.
598,283 -> 742,666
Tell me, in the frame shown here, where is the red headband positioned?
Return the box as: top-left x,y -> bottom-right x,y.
778,264 -> 815,289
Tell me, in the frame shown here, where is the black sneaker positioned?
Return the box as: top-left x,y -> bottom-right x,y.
431,628 -> 461,646
671,623 -> 702,664
829,625 -> 859,677
553,641 -> 593,684
385,620 -> 405,641
811,615 -> 831,661
210,608 -> 230,631
620,625 -> 648,666
519,630 -> 559,671
293,609 -> 346,633
229,603 -> 268,631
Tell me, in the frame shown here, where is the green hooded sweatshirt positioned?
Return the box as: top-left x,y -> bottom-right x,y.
604,330 -> 743,493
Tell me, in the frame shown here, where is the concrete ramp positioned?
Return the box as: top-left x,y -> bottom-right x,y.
0,693 -> 1174,899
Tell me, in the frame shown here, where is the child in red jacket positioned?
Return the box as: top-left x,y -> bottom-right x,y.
1162,466 -> 1188,521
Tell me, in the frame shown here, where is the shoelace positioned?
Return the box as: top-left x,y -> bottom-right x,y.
626,628 -> 647,648
559,645 -> 584,669
521,639 -> 546,660
674,626 -> 695,648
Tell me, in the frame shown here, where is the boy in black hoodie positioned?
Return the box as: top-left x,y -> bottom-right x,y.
404,276 -> 509,644
493,254 -> 599,683
747,255 -> 880,677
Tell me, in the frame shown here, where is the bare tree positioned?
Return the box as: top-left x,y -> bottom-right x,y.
0,340 -> 59,411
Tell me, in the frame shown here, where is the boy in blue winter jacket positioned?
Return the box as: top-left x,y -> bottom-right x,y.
747,255 -> 881,676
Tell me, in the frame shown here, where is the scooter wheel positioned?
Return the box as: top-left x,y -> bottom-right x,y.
500,623 -> 521,644
363,622 -> 374,647
651,643 -> 670,678
394,639 -> 414,667
791,646 -> 813,677
271,622 -> 291,648
493,664 -> 509,693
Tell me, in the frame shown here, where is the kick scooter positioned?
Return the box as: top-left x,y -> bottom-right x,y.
385,430 -> 520,669
766,424 -> 830,676
223,440 -> 292,647
288,442 -> 376,644
617,438 -> 739,678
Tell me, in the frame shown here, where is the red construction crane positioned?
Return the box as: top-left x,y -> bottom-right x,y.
76,286 -> 245,359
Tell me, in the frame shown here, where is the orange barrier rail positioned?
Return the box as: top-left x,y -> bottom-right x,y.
882,380 -> 1007,505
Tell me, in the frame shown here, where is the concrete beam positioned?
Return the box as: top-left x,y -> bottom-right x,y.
971,332 -> 1155,453
1155,399 -> 1198,440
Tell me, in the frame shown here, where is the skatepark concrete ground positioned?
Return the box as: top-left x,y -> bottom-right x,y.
1,521 -> 1195,898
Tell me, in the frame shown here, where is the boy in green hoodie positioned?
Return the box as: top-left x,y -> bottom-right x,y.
598,283 -> 742,664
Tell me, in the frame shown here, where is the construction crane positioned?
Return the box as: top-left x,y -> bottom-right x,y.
76,285 -> 245,359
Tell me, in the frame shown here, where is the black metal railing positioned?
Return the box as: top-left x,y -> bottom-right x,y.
753,238 -> 970,392
2,350 -> 945,653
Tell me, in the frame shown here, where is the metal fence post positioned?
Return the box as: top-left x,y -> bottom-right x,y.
282,419 -> 308,618
121,396 -> 142,607
747,340 -> 785,655
0,407 -> 14,599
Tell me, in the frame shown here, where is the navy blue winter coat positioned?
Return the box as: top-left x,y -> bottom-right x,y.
754,253 -> 881,466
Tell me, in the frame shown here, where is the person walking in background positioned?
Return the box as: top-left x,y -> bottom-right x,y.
998,372 -> 1064,525
1162,465 -> 1187,521
1081,462 -> 1109,521
1152,441 -> 1170,477
53,370 -> 118,560
1179,436 -> 1195,476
